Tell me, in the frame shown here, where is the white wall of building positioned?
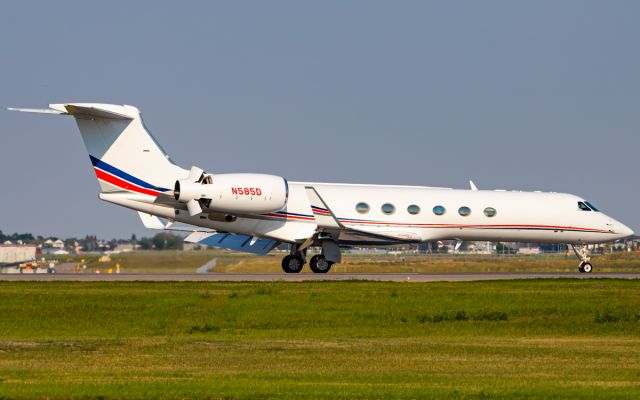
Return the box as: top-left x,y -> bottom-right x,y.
0,245 -> 37,264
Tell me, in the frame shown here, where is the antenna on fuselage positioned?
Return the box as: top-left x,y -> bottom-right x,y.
469,180 -> 478,191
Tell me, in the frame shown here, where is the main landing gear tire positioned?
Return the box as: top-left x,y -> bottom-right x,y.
579,261 -> 592,273
310,255 -> 332,274
282,255 -> 304,273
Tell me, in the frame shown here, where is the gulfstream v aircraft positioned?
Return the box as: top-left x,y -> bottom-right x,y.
10,103 -> 634,273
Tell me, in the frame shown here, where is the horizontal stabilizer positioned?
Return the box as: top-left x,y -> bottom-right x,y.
185,232 -> 278,255
59,104 -> 133,120
9,103 -> 133,120
7,107 -> 65,115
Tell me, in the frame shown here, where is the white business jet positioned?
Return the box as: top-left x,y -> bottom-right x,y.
9,103 -> 634,273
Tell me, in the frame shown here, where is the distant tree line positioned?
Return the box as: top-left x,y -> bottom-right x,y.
0,230 -> 35,243
138,233 -> 183,250
0,230 -> 184,251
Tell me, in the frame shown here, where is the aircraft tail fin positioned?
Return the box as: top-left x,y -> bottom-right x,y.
10,103 -> 186,197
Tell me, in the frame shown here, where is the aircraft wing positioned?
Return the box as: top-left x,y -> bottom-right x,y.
184,232 -> 279,255
338,225 -> 422,242
305,185 -> 422,244
334,229 -> 420,247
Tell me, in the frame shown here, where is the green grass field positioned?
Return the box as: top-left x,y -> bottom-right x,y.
54,250 -> 640,274
0,280 -> 639,399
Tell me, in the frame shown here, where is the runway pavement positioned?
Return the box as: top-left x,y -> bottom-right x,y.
0,272 -> 639,282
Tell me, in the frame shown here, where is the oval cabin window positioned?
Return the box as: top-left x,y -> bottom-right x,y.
381,203 -> 395,215
407,205 -> 420,215
483,207 -> 497,217
458,206 -> 471,216
433,205 -> 446,216
355,202 -> 370,214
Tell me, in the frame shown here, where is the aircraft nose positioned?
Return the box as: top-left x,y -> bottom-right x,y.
618,223 -> 634,238
611,219 -> 634,238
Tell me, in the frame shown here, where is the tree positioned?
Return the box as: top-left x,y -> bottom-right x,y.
139,237 -> 153,250
151,233 -> 183,250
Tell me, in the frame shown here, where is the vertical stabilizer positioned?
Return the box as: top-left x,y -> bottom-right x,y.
21,103 -> 187,196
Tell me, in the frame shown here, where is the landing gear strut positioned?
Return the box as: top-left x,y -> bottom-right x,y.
309,254 -> 332,273
571,244 -> 593,273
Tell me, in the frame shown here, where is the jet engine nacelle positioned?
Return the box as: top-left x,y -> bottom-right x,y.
174,172 -> 288,216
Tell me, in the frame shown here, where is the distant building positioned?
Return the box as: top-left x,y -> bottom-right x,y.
112,243 -> 139,253
40,248 -> 69,256
516,243 -> 543,255
463,241 -> 496,254
518,246 -> 542,255
183,242 -> 206,251
0,244 -> 37,264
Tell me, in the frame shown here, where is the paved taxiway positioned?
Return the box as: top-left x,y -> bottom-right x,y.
0,273 -> 638,282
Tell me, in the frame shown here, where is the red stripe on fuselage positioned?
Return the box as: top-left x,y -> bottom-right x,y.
262,212 -> 315,221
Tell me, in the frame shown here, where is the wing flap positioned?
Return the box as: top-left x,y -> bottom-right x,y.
185,232 -> 278,255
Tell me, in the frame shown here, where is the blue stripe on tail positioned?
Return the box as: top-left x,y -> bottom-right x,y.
89,155 -> 170,192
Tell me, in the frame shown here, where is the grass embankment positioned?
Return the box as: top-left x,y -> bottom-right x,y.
0,280 -> 639,399
217,251 -> 640,273
56,251 -> 640,274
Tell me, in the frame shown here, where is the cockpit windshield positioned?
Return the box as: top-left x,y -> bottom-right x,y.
585,201 -> 600,212
578,201 -> 591,211
578,201 -> 600,212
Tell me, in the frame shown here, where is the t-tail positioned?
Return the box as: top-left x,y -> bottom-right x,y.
9,103 -> 186,197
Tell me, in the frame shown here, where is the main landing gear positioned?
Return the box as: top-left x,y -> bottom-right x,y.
309,254 -> 332,273
281,254 -> 305,273
570,244 -> 593,273
281,253 -> 334,273
281,243 -> 336,274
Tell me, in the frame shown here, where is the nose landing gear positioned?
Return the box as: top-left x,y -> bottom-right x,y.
579,261 -> 593,273
571,244 -> 592,273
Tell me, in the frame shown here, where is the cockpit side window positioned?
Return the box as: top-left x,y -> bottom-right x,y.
578,201 -> 591,211
585,201 -> 599,212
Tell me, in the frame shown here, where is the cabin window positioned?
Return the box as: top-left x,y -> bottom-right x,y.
407,205 -> 420,215
433,205 -> 446,215
355,202 -> 370,214
458,206 -> 471,216
483,207 -> 497,217
578,201 -> 591,211
585,201 -> 599,212
381,203 -> 395,215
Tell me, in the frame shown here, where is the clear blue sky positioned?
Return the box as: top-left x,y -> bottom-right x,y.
1,1 -> 638,239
